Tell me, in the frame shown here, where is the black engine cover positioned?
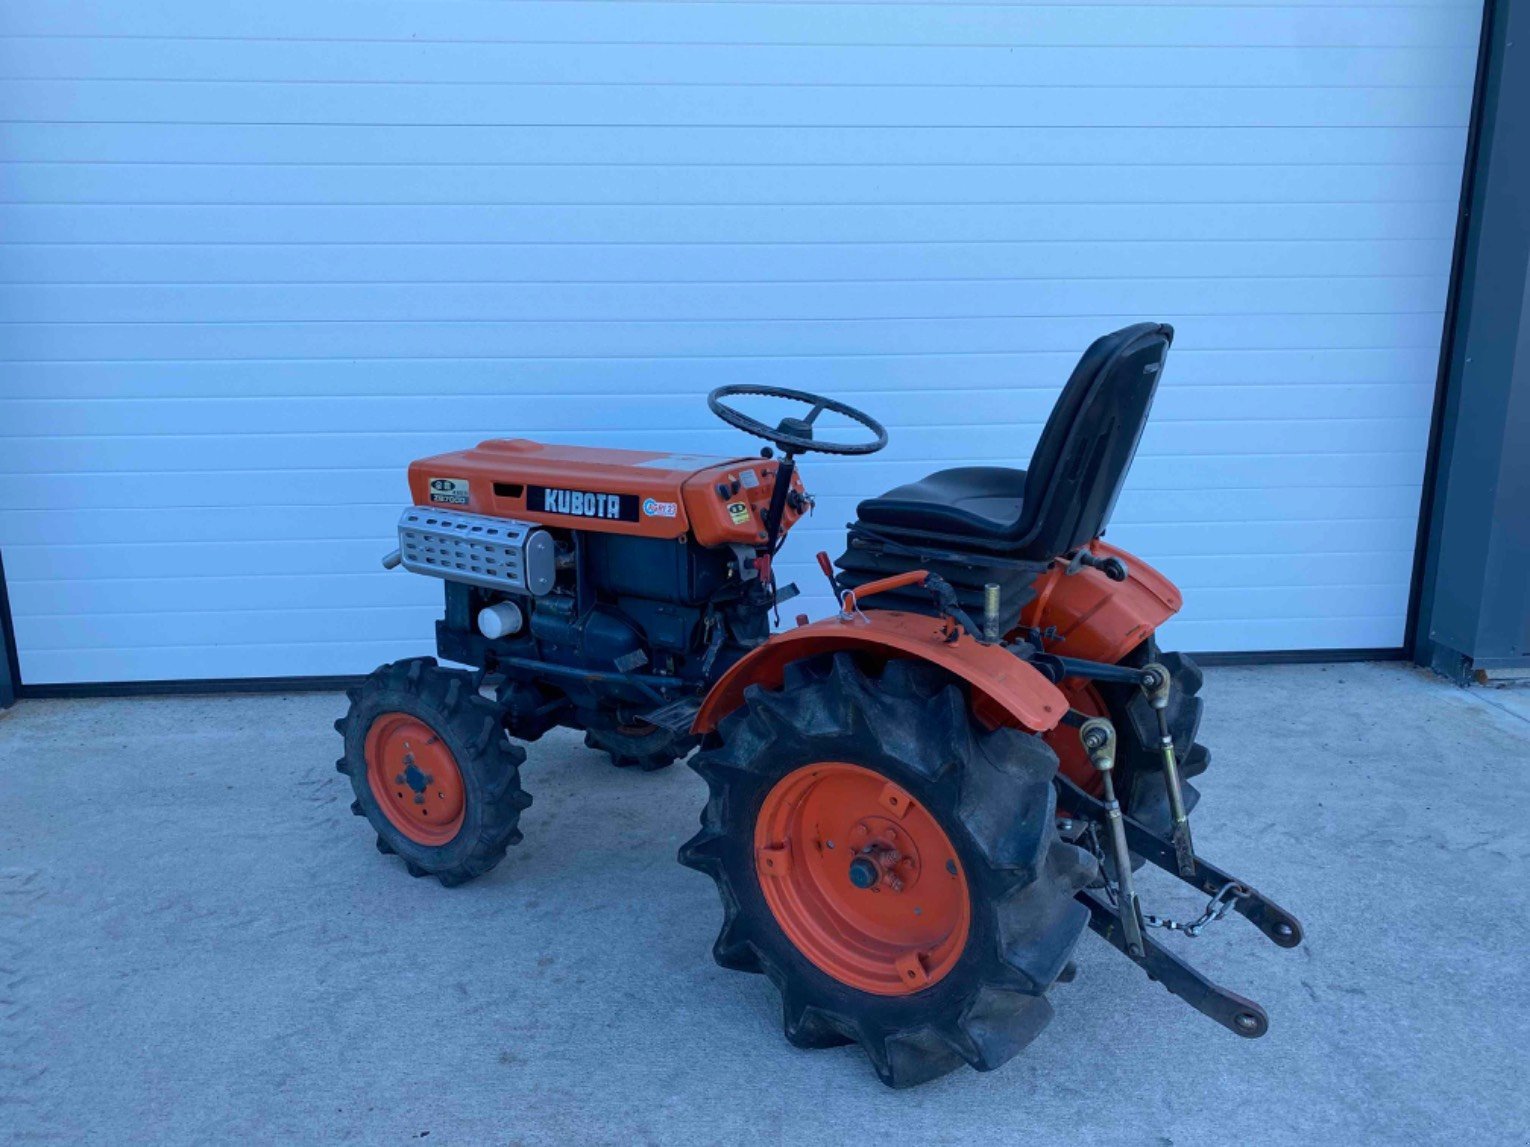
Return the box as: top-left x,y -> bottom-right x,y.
582,532 -> 730,605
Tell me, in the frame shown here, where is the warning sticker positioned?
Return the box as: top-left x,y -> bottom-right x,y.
428,477 -> 471,505
727,501 -> 751,526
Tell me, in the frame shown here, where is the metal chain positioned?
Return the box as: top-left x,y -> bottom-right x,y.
1078,823 -> 1246,939
1082,824 -> 1119,910
1143,881 -> 1248,938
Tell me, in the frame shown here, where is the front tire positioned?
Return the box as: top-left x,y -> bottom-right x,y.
679,654 -> 1095,1088
336,658 -> 531,887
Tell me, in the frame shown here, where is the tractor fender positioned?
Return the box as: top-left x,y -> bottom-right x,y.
692,609 -> 1068,736
1018,540 -> 1183,664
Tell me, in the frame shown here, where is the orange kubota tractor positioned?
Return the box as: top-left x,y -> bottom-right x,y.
336,322 -> 1302,1087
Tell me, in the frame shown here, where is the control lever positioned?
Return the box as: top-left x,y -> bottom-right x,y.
835,569 -> 985,642
814,550 -> 841,599
837,569 -> 930,618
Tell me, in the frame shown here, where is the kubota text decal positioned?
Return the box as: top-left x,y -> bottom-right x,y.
527,485 -> 639,522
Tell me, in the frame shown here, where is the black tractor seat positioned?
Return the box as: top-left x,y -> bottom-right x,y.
836,322 -> 1172,629
856,466 -> 1028,543
850,322 -> 1174,560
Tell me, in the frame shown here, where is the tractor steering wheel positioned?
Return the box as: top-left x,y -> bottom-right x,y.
707,385 -> 888,456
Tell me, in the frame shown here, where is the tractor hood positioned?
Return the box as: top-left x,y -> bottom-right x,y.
406,438 -> 805,546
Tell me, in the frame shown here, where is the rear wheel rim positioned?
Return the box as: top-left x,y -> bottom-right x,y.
364,712 -> 466,846
1052,680 -> 1107,797
754,762 -> 970,996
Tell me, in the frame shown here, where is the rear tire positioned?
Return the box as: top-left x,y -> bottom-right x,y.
1048,638 -> 1209,848
583,721 -> 693,772
336,658 -> 531,887
679,653 -> 1095,1088
1096,639 -> 1211,836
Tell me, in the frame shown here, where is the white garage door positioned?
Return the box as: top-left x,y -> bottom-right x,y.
0,2 -> 1484,684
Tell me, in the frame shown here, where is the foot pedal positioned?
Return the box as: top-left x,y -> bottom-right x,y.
641,696 -> 702,736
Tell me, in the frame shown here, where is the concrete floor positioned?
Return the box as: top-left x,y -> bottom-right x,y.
3,662 -> 1528,1145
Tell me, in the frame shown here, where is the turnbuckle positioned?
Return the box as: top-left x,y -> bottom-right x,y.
1141,662 -> 1197,879
1079,716 -> 1145,959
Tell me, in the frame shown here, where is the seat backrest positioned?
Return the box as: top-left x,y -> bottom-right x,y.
1015,322 -> 1173,558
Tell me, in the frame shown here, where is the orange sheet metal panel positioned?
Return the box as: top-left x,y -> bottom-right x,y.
1018,540 -> 1182,664
694,609 -> 1067,735
681,461 -> 807,548
407,438 -> 805,545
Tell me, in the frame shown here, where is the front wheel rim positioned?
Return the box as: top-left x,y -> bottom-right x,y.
364,712 -> 466,846
754,762 -> 970,996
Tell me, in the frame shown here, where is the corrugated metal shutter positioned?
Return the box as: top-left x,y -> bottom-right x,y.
0,2 -> 1484,683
